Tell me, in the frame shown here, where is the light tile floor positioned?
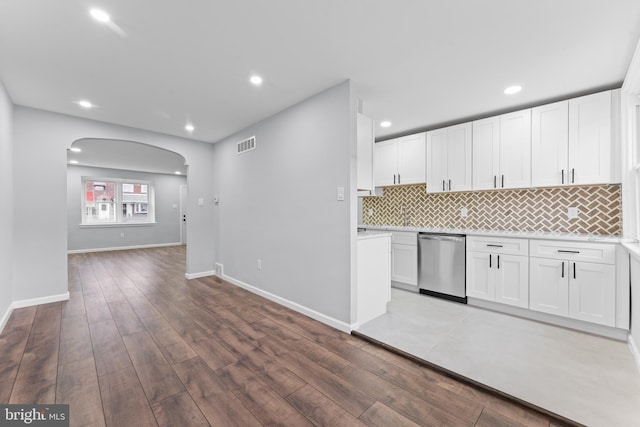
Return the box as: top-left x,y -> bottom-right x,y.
356,288 -> 640,427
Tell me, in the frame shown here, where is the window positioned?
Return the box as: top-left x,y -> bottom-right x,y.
82,177 -> 154,225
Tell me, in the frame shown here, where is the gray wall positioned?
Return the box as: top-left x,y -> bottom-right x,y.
0,79 -> 13,318
212,80 -> 357,324
12,107 -> 216,302
67,165 -> 186,251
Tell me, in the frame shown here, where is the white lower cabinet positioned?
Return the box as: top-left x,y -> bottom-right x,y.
466,236 -> 529,308
390,232 -> 418,286
529,240 -> 616,327
529,258 -> 569,317
569,262 -> 615,326
467,252 -> 528,308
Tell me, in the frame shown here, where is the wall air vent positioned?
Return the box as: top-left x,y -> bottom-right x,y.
237,136 -> 256,154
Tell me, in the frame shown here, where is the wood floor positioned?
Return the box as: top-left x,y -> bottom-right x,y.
0,246 -> 569,426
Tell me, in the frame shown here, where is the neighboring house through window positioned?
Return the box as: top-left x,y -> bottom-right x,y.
82,177 -> 154,224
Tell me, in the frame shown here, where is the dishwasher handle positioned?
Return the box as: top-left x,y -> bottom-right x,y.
418,234 -> 465,243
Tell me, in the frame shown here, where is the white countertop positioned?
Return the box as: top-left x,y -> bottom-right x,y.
357,230 -> 392,240
359,224 -> 626,243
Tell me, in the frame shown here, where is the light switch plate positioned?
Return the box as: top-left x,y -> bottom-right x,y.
461,207 -> 468,218
568,207 -> 579,219
337,187 -> 345,201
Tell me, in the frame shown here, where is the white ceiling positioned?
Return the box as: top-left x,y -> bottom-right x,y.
1,0 -> 640,143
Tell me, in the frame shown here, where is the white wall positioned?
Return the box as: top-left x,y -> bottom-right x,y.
212,80 -> 358,325
12,107 -> 216,302
0,79 -> 13,321
67,165 -> 187,251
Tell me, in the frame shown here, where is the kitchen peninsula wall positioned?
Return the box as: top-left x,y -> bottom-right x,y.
362,184 -> 622,235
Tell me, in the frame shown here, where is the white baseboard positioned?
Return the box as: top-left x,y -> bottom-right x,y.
629,334 -> 640,374
0,303 -> 12,335
221,273 -> 353,333
68,242 -> 183,254
185,270 -> 216,280
12,292 -> 70,309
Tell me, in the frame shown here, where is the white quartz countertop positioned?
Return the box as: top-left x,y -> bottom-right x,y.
357,230 -> 392,240
359,224 -> 626,243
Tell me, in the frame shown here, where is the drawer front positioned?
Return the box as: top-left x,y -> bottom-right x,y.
391,231 -> 417,246
529,240 -> 615,264
466,236 -> 529,256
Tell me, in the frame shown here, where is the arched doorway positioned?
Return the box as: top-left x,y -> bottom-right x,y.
66,138 -> 188,253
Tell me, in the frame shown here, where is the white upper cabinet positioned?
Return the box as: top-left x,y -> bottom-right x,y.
374,133 -> 426,187
426,123 -> 472,193
373,139 -> 397,187
532,101 -> 569,187
532,90 -> 617,187
472,117 -> 499,190
499,109 -> 532,189
568,91 -> 612,185
357,114 -> 375,192
473,109 -> 531,190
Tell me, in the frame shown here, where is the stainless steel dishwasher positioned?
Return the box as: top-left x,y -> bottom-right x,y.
418,233 -> 467,303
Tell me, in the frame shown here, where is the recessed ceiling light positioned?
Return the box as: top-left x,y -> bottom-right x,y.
250,75 -> 263,86
185,124 -> 194,132
78,100 -> 93,109
504,85 -> 522,95
90,8 -> 111,23
174,171 -> 181,175
380,121 -> 392,128
70,147 -> 82,153
69,160 -> 79,164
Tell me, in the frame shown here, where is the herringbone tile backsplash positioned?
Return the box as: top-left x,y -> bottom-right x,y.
362,184 -> 622,235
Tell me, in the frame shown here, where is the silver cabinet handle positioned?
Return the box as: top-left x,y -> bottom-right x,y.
501,174 -> 504,188
486,244 -> 503,248
493,175 -> 496,188
448,179 -> 452,191
398,174 -> 401,184
561,169 -> 564,184
442,180 -> 445,191
561,261 -> 565,278
489,254 -> 492,269
573,262 -> 576,279
497,255 -> 500,269
572,168 -> 575,184
557,250 -> 580,254
394,174 -> 396,185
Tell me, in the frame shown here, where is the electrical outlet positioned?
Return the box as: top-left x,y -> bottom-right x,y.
368,208 -> 373,217
215,263 -> 224,276
257,259 -> 262,270
568,207 -> 579,219
120,232 -> 125,238
460,207 -> 468,218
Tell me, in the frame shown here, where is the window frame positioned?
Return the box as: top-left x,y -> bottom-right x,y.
81,176 -> 156,226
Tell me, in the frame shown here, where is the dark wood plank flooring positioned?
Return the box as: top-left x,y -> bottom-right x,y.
0,246 -> 573,426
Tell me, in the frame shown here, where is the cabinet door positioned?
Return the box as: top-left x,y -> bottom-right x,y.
531,101 -> 569,187
448,123 -> 473,192
391,244 -> 418,286
374,139 -> 398,187
569,262 -> 615,326
495,255 -> 529,308
499,109 -> 531,189
357,114 -> 374,191
529,257 -> 569,317
472,117 -> 500,190
397,133 -> 426,185
466,251 -> 495,301
568,91 -> 612,185
426,129 -> 448,193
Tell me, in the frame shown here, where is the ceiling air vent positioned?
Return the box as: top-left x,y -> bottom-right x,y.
237,136 -> 256,155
